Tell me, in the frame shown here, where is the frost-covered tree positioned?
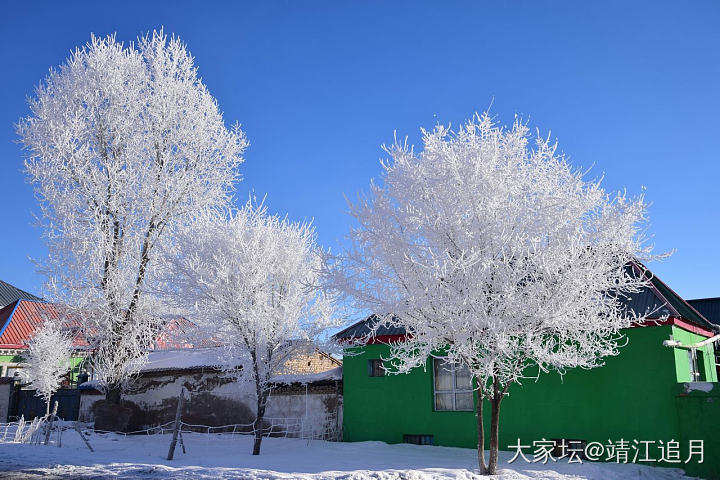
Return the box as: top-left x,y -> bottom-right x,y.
18,30 -> 247,404
325,113 -> 659,474
24,320 -> 73,415
164,201 -> 339,455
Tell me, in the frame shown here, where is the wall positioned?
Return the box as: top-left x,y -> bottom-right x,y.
79,369 -> 342,439
675,382 -> 720,479
279,352 -> 340,375
343,324 -> 716,476
0,378 -> 11,422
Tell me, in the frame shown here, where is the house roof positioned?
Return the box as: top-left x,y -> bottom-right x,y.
333,314 -> 406,341
0,280 -> 41,309
687,298 -> 720,326
333,264 -> 718,341
0,298 -> 218,352
152,317 -> 222,350
135,346 -> 342,384
622,265 -> 718,331
0,299 -> 87,349
139,346 -> 226,373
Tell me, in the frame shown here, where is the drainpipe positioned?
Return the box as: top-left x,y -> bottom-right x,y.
663,334 -> 720,375
663,334 -> 720,349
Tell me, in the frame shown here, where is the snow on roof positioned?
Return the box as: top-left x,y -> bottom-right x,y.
140,347 -> 225,373
137,347 -> 343,384
270,366 -> 342,385
77,379 -> 103,390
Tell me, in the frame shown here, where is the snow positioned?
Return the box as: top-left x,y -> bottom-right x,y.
0,432 -> 696,479
684,382 -> 714,393
139,347 -> 226,373
271,366 -> 343,384
77,379 -> 104,390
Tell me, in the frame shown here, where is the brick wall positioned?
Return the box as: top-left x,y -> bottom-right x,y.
279,351 -> 340,375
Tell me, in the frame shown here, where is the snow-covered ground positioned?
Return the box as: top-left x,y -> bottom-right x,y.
0,432 -> 697,479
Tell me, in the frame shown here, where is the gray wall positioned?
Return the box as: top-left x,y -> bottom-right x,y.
79,369 -> 342,439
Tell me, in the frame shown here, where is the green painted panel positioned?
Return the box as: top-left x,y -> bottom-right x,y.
675,382 -> 720,479
672,326 -> 718,383
0,354 -> 24,364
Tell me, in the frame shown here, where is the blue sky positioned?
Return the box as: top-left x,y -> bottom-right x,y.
0,1 -> 718,300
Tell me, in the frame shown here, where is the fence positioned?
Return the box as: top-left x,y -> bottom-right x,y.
87,413 -> 339,441
0,412 -> 339,453
0,416 -> 64,446
0,412 -> 339,467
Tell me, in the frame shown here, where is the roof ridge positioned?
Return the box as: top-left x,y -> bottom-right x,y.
643,267 -> 718,332
332,315 -> 377,339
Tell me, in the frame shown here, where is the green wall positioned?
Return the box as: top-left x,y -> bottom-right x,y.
672,326 -> 718,383
343,325 -> 718,477
0,353 -> 86,383
675,382 -> 720,479
0,354 -> 23,364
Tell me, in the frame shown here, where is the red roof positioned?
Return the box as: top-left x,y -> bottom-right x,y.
0,299 -> 215,351
153,317 -> 221,350
0,299 -> 87,349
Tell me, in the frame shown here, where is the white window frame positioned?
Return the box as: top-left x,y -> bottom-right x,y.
432,358 -> 473,412
1,363 -> 26,381
688,350 -> 700,381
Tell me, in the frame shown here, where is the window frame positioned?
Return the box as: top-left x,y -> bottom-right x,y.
432,358 -> 474,412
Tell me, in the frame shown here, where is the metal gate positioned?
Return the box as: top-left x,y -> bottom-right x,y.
11,388 -> 80,421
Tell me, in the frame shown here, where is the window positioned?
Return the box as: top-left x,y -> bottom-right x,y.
697,350 -> 706,380
433,359 -> 473,411
368,359 -> 385,377
404,434 -> 434,445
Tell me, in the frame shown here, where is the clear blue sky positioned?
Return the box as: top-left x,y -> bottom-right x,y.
0,1 -> 718,300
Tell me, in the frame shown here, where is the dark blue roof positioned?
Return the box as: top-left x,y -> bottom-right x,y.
634,266 -> 717,332
333,314 -> 407,340
688,298 -> 720,326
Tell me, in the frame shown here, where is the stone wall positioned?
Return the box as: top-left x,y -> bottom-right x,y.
79,368 -> 342,439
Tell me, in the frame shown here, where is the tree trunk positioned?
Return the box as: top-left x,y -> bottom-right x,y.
476,387 -> 488,474
45,398 -> 51,416
487,395 -> 502,474
105,384 -> 122,405
252,392 -> 268,455
486,377 -> 503,475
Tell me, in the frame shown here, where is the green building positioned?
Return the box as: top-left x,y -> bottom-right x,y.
336,271 -> 720,479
